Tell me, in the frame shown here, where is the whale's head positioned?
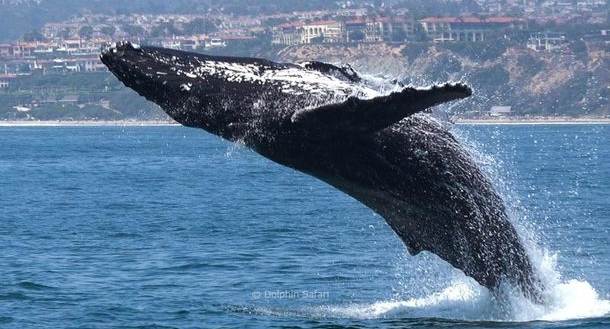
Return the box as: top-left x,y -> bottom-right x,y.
100,41 -> 298,139
101,42 -> 180,105
100,41 -> 221,129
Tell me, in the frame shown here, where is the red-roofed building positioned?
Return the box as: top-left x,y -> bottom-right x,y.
345,15 -> 416,43
271,15 -> 416,45
377,16 -> 416,42
272,22 -> 305,46
344,18 -> 368,42
301,20 -> 343,44
0,43 -> 37,59
272,20 -> 343,45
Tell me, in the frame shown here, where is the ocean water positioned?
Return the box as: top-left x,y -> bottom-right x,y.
0,124 -> 609,328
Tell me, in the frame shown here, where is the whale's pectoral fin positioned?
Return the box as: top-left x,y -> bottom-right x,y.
291,83 -> 472,138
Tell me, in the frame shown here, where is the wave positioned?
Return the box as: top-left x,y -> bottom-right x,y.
0,316 -> 14,324
314,264 -> 610,322
16,281 -> 56,290
0,292 -> 30,301
235,269 -> 609,323
328,251 -> 607,322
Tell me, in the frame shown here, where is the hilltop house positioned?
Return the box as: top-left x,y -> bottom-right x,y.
527,32 -> 567,52
378,16 -> 416,42
272,20 -> 344,45
272,15 -> 416,46
272,23 -> 303,46
419,16 -> 526,42
490,106 -> 512,117
0,43 -> 35,59
301,20 -> 344,43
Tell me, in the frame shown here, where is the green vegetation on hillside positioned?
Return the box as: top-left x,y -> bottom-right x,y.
0,72 -> 166,120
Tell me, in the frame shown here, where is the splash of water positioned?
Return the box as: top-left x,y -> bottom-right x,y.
264,118 -> 610,322
307,264 -> 609,321
380,122 -> 610,322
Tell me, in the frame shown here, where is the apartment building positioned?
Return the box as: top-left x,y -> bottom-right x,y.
420,16 -> 526,42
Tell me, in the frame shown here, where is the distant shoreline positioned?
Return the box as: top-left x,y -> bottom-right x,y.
455,118 -> 610,125
0,120 -> 179,127
2,118 -> 610,127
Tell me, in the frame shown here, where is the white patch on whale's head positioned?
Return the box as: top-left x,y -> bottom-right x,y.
185,59 -> 380,102
180,83 -> 192,92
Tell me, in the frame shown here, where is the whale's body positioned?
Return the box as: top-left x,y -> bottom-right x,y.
101,42 -> 542,300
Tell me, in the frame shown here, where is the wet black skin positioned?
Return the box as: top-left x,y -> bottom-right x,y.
101,42 -> 544,301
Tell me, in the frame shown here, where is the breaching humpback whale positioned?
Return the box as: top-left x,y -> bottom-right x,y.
101,42 -> 543,301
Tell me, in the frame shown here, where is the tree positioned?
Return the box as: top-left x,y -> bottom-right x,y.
59,28 -> 72,39
391,28 -> 407,42
183,18 -> 219,35
122,24 -> 145,37
349,30 -> 365,42
311,35 -> 324,44
79,26 -> 94,39
413,29 -> 429,42
23,30 -> 45,42
100,26 -> 116,37
150,22 -> 180,37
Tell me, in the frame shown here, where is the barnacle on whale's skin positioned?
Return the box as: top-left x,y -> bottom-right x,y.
101,41 -> 544,302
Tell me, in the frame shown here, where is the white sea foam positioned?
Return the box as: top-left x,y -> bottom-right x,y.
247,274 -> 609,322
320,282 -> 607,322
303,250 -> 610,322
504,250 -> 610,322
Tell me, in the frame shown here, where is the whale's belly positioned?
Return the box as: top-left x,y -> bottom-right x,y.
295,116 -> 540,298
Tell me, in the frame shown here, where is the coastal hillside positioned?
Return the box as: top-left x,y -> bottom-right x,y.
1,40 -> 607,121
276,41 -> 610,118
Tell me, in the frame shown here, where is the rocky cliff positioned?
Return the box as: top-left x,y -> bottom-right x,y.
2,41 -> 607,121
275,41 -> 609,118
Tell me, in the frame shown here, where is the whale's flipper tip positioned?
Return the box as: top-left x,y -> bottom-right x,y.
434,82 -> 473,100
292,82 -> 473,138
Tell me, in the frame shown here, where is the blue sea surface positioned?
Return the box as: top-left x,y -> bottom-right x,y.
0,124 -> 609,328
